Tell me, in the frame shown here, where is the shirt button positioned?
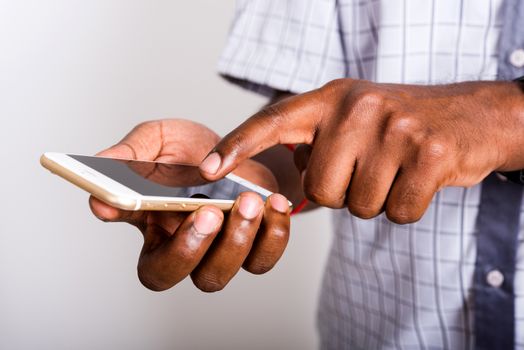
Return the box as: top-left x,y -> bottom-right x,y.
496,173 -> 508,182
486,269 -> 504,288
509,49 -> 524,68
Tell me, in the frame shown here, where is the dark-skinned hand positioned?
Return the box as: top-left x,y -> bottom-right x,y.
90,119 -> 290,292
200,79 -> 524,224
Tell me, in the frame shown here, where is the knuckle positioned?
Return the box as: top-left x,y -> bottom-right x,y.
321,78 -> 348,92
386,187 -> 426,224
171,243 -> 198,262
385,185 -> 425,225
347,201 -> 382,219
133,120 -> 157,133
337,90 -> 387,132
222,129 -> 250,157
268,225 -> 290,242
256,104 -> 287,130
419,139 -> 450,163
385,206 -> 420,225
383,114 -> 424,142
303,182 -> 342,208
229,230 -> 251,247
355,90 -> 386,109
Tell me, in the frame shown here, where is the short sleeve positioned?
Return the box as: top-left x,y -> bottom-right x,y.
218,0 -> 348,97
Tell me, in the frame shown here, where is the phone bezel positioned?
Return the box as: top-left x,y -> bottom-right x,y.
41,152 -> 283,211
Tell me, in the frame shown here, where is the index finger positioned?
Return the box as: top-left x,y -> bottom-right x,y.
199,90 -> 325,181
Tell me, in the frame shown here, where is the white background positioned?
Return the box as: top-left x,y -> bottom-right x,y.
0,1 -> 331,349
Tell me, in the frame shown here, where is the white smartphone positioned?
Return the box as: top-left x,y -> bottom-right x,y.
41,152 -> 291,211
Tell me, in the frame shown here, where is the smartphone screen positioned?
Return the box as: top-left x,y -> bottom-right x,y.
69,155 -> 267,201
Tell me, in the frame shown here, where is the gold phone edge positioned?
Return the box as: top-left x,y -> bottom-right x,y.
40,154 -> 139,210
40,154 -> 235,212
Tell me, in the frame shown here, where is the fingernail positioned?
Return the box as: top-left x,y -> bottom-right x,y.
200,152 -> 221,175
239,194 -> 262,220
194,210 -> 221,235
269,194 -> 289,213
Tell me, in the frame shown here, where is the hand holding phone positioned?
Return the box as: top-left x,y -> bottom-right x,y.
63,120 -> 291,292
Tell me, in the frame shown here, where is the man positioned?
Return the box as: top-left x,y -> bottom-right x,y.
91,0 -> 524,348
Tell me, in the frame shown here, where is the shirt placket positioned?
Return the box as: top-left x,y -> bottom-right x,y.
474,173 -> 523,350
474,1 -> 524,347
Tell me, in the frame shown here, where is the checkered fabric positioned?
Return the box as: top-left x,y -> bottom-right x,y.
218,1 -> 524,349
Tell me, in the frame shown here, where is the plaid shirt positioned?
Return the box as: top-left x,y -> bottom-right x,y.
218,0 -> 524,348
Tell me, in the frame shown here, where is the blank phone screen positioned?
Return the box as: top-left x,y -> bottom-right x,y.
69,155 -> 267,200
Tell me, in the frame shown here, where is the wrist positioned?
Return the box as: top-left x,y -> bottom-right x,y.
497,76 -> 524,184
499,78 -> 524,171
472,80 -> 524,172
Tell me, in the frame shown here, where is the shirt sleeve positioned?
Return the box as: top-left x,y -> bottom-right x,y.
218,0 -> 348,97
